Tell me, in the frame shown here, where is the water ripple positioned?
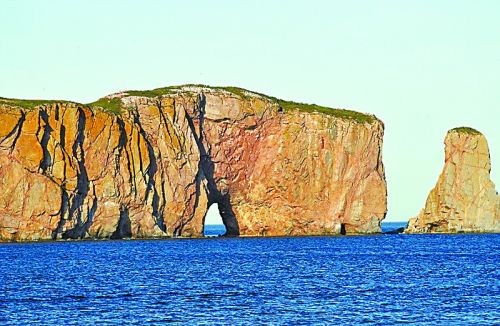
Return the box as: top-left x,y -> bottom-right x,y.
0,225 -> 498,324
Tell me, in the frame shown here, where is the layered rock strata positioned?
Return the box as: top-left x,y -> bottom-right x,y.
0,85 -> 387,241
406,128 -> 499,233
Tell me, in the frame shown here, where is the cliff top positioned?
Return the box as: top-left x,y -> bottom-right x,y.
0,84 -> 377,123
449,127 -> 482,135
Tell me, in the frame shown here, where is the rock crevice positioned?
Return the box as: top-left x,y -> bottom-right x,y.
0,85 -> 387,241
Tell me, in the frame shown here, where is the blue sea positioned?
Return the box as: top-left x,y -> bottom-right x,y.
1,222 -> 499,325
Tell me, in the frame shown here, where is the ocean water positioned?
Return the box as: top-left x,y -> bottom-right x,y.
1,223 -> 499,325
204,222 -> 407,237
204,224 -> 227,237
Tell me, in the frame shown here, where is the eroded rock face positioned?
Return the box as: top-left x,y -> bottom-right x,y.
0,86 -> 387,241
406,128 -> 500,233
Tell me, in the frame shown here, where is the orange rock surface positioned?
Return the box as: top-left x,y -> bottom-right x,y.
0,86 -> 387,241
406,128 -> 500,233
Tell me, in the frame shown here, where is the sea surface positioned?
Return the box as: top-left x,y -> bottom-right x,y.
1,222 -> 499,325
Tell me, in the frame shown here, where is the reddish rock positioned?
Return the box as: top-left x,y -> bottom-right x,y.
0,86 -> 387,241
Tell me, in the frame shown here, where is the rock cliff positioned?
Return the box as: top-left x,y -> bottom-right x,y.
0,85 -> 387,241
406,128 -> 499,233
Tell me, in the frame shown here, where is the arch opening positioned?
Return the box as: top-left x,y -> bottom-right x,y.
203,203 -> 226,237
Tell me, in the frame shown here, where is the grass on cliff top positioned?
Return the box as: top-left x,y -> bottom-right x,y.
164,85 -> 377,123
449,127 -> 482,135
123,86 -> 177,97
86,98 -> 123,115
1,85 -> 377,123
276,100 -> 376,123
86,86 -> 186,114
0,96 -> 124,115
0,97 -> 79,110
125,84 -> 251,99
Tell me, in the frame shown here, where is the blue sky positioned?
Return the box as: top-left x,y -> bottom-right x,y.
1,0 -> 499,223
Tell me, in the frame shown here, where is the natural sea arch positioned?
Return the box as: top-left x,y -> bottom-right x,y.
203,203 -> 226,237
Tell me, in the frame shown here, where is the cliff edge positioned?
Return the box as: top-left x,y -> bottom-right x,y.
0,85 -> 387,241
406,128 -> 499,233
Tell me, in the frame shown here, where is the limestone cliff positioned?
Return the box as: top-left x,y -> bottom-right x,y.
0,85 -> 387,241
406,128 -> 500,233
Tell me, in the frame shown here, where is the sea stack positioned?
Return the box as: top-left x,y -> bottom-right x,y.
0,85 -> 387,241
406,128 -> 500,233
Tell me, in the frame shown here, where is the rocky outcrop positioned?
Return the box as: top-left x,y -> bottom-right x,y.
406,128 -> 499,233
0,85 -> 387,241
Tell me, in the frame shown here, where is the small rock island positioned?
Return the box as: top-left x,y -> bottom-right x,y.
0,85 -> 387,241
406,128 -> 499,233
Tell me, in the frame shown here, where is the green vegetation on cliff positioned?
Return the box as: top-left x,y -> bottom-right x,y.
123,87 -> 176,98
0,97 -> 78,110
173,85 -> 377,123
450,127 -> 482,135
87,98 -> 123,115
276,100 -> 375,123
1,85 -> 377,123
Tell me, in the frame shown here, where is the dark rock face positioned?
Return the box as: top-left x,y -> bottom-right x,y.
384,227 -> 405,235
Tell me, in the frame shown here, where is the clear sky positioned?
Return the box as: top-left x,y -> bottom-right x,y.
1,0 -> 499,223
